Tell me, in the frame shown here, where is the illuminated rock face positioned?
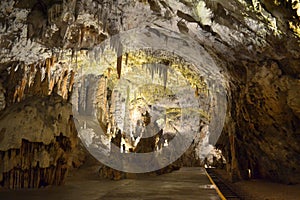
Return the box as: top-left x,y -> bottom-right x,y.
0,0 -> 299,186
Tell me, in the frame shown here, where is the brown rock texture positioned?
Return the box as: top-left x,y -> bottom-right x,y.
218,60 -> 300,184
0,95 -> 79,189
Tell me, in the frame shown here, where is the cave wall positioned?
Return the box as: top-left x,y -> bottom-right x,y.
0,95 -> 82,189
218,59 -> 300,184
0,59 -> 83,189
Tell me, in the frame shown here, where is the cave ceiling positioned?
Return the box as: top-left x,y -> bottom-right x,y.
1,0 -> 299,108
0,0 -> 299,73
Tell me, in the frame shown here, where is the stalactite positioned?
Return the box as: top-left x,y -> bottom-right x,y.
143,63 -> 168,88
55,70 -> 63,96
68,70 -> 75,93
110,36 -> 122,54
27,65 -> 34,92
60,70 -> 69,99
45,58 -> 52,80
19,76 -> 27,101
93,46 -> 100,63
11,65 -> 26,103
6,64 -> 16,104
195,85 -> 199,97
41,73 -> 49,96
49,75 -> 55,94
102,10 -> 108,32
117,55 -> 122,79
162,64 -> 168,88
4,58 -> 74,103
125,53 -> 129,65
71,49 -> 75,63
95,76 -> 108,126
31,67 -> 42,96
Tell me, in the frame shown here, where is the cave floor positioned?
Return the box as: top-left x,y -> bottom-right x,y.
2,161 -> 300,200
0,166 -> 221,200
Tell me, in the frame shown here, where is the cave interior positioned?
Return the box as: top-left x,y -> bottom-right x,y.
0,0 -> 300,197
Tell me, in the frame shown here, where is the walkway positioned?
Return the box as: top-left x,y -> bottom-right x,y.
0,167 -> 221,200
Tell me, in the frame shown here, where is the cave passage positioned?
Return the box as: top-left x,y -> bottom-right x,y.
72,42 -> 227,173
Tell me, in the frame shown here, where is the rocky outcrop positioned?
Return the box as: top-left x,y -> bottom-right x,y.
0,57 -> 82,189
0,94 -> 81,189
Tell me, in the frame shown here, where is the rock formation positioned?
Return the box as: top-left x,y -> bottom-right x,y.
0,94 -> 81,188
